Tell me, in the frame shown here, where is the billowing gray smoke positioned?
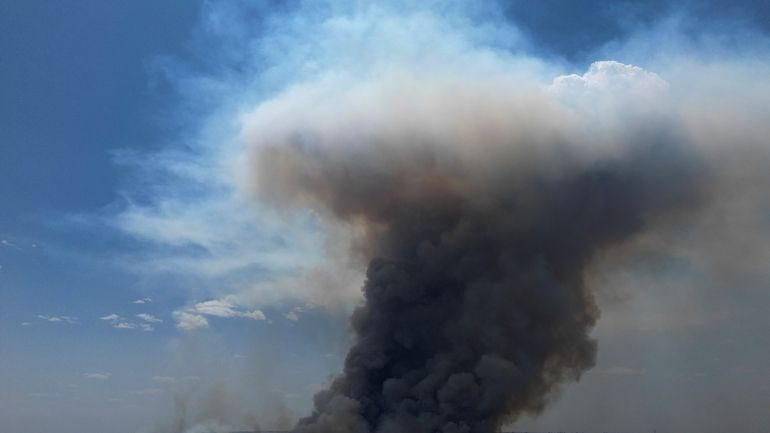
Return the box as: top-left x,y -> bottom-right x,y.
242,66 -> 711,433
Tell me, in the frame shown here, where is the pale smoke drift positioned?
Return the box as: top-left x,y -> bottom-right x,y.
98,1 -> 770,430
218,3 -> 770,433
241,63 -> 715,432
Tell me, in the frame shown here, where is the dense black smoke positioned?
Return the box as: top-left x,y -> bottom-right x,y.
246,70 -> 709,432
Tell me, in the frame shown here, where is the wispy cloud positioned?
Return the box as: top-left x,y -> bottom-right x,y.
35,315 -> 77,324
1,239 -> 21,250
152,376 -> 175,385
100,313 -> 156,331
284,303 -> 316,321
172,298 -> 268,331
133,297 -> 152,304
602,366 -> 646,377
136,313 -> 163,323
113,322 -> 136,329
134,388 -> 164,396
188,299 -> 266,321
82,372 -> 111,380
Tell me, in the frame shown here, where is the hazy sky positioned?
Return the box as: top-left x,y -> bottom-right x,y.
2,2 -> 770,433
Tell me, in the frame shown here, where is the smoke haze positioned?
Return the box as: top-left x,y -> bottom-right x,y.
5,2 -> 770,433
242,56 -> 718,431
132,1 -> 770,432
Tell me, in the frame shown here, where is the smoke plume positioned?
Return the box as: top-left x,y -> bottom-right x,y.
240,56 -> 715,432
82,1 -> 770,431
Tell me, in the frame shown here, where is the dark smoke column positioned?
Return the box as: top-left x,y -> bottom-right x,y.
250,78 -> 705,433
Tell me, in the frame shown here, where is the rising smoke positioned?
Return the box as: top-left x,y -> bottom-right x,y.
130,1 -> 770,432
241,59 -> 716,431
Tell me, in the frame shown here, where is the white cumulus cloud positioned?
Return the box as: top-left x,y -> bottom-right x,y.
173,311 -> 209,331
549,60 -> 668,97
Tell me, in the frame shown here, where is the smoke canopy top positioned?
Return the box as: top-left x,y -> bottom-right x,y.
240,63 -> 708,433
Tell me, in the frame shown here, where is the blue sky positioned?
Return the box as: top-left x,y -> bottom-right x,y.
2,1 -> 770,433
